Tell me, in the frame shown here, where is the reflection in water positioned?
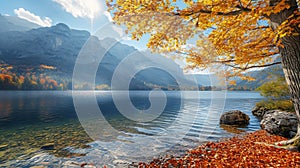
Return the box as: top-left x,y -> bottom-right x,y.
0,91 -> 263,166
98,91 -> 182,133
0,91 -> 76,127
0,91 -> 90,165
0,100 -> 12,121
220,124 -> 246,134
72,91 -> 229,160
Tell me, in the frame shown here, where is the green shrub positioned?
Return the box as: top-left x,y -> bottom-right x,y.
256,100 -> 295,112
256,77 -> 295,112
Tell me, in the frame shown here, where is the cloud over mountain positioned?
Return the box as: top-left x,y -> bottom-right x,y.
14,8 -> 52,27
53,0 -> 102,19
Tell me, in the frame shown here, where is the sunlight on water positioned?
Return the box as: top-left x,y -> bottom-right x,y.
0,91 -> 263,167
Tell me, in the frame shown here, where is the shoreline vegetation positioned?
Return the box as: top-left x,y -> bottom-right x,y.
135,130 -> 300,167
0,63 -> 255,91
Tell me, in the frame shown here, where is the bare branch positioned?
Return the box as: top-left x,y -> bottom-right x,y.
175,4 -> 252,17
251,26 -> 270,30
224,61 -> 282,70
243,61 -> 282,70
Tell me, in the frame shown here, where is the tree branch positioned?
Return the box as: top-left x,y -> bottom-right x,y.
251,26 -> 270,30
175,4 -> 252,17
224,61 -> 282,70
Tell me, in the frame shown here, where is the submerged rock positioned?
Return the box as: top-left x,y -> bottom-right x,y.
220,110 -> 250,126
61,161 -> 96,168
0,144 -> 8,151
260,110 -> 298,138
40,143 -> 54,150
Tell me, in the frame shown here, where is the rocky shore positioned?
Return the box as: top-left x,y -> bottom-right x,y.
136,109 -> 300,167
252,107 -> 298,138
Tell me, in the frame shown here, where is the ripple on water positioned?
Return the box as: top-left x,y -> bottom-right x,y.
0,91 -> 263,167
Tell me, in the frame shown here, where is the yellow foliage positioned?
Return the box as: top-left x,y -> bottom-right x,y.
228,80 -> 237,86
40,64 -> 56,70
107,0 -> 300,80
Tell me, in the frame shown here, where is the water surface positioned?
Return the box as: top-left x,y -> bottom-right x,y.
0,91 -> 263,167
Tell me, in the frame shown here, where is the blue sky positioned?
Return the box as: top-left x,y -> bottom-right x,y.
0,0 -> 193,50
0,0 -> 208,73
0,0 -> 150,49
0,0 -> 102,30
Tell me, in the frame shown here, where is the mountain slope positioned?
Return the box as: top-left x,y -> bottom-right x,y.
0,14 -> 40,33
0,23 -> 194,90
0,21 -> 282,90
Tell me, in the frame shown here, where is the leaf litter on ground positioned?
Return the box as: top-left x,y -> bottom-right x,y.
137,130 -> 300,168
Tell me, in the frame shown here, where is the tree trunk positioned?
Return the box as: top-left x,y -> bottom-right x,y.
270,0 -> 300,145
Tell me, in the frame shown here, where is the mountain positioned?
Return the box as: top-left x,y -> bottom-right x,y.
0,23 -> 90,71
229,65 -> 284,90
0,23 -> 195,90
0,14 -> 40,33
1,20 -> 280,91
75,36 -> 195,90
186,74 -> 221,86
186,65 -> 284,91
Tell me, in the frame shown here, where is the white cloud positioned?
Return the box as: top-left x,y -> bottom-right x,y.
14,8 -> 52,27
3,14 -> 10,16
112,25 -> 132,40
53,0 -> 101,19
112,25 -> 123,37
103,11 -> 113,22
103,12 -> 129,39
102,12 -> 131,40
95,24 -> 131,41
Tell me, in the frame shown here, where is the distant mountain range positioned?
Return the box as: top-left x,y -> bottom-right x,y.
229,65 -> 284,91
0,14 -> 196,90
186,62 -> 284,90
0,14 -> 283,90
0,14 -> 40,32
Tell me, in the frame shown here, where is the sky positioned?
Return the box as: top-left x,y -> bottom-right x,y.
0,0 -> 150,50
0,0 -> 209,74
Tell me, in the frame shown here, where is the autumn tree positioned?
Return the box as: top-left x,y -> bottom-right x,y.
0,74 -> 17,89
107,0 -> 300,148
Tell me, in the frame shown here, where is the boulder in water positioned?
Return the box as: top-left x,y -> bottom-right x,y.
220,110 -> 250,126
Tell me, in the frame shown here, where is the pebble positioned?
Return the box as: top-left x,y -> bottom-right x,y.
0,144 -> 8,151
41,143 -> 55,150
84,165 -> 97,168
113,159 -> 130,165
62,161 -> 80,167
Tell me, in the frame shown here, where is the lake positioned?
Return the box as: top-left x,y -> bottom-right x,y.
0,91 -> 263,167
